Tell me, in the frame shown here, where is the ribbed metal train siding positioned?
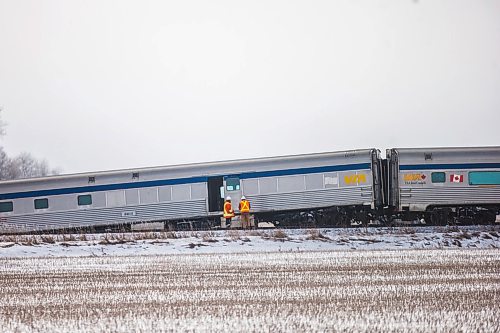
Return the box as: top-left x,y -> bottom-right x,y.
0,199 -> 207,233
400,187 -> 500,207
0,186 -> 373,232
247,187 -> 373,212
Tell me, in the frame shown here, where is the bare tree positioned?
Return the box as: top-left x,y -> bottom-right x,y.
10,153 -> 52,179
0,110 -> 10,180
0,107 -> 6,137
0,147 -> 10,180
51,167 -> 62,176
4,158 -> 21,180
16,152 -> 37,178
0,110 -> 61,180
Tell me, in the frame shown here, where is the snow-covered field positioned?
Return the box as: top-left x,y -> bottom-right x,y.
0,226 -> 499,257
0,248 -> 499,332
1,226 -> 499,332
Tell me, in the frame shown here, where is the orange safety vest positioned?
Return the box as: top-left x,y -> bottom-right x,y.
223,201 -> 235,218
239,200 -> 250,213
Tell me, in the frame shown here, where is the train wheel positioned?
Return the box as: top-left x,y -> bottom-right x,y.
334,212 -> 351,228
430,208 -> 452,226
477,209 -> 496,225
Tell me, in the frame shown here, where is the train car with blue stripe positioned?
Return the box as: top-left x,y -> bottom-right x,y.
386,146 -> 500,224
0,148 -> 384,233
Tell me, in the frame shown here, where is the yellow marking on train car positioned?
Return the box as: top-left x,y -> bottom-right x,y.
403,173 -> 425,182
344,174 -> 367,185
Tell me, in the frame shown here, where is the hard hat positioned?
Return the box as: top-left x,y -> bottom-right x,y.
226,196 -> 231,201
241,195 -> 246,200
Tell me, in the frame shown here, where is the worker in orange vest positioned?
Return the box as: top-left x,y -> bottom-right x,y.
223,196 -> 235,228
239,195 -> 251,229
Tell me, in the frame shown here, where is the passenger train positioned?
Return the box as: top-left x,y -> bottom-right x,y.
0,146 -> 499,233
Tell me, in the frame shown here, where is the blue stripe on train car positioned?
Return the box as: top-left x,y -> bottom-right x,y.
0,162 -> 372,200
399,163 -> 500,171
227,163 -> 371,180
0,176 -> 209,200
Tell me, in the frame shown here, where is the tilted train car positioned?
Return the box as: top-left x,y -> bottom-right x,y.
0,149 -> 384,233
386,146 -> 500,224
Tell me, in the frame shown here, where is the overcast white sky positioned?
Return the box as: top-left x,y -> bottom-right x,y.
0,0 -> 499,174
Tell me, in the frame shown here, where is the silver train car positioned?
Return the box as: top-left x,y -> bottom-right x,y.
387,146 -> 500,224
0,149 -> 384,233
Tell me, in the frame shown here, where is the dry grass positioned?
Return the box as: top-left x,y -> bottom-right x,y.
227,230 -> 241,241
0,231 -> 194,246
398,227 -> 417,234
201,232 -> 218,243
271,229 -> 289,240
454,231 -> 473,240
0,249 -> 499,332
40,235 -> 56,244
305,229 -> 331,241
247,230 -> 266,237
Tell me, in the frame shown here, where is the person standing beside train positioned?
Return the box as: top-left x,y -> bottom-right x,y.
239,196 -> 251,229
223,196 -> 235,228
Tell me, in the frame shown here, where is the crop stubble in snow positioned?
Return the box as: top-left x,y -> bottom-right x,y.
0,249 -> 499,332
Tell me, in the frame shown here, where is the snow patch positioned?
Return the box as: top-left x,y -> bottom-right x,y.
0,226 -> 499,258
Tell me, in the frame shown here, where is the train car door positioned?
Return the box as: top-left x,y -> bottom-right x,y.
224,176 -> 242,212
207,177 -> 224,212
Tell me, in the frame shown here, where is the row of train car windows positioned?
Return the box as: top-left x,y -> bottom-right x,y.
0,195 -> 92,213
431,171 -> 500,184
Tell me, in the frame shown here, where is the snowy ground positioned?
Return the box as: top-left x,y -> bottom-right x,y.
0,248 -> 499,332
0,226 -> 499,257
1,227 -> 499,332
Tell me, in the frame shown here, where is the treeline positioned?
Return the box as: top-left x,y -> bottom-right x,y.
0,110 -> 60,180
0,148 -> 59,180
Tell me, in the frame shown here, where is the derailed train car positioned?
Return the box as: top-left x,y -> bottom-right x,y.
387,146 -> 500,224
0,149 -> 384,233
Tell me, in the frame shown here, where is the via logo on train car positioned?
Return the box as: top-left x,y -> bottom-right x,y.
344,174 -> 367,185
403,173 -> 427,185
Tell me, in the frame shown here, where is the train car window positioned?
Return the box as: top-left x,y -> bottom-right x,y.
226,178 -> 240,191
259,177 -> 278,194
469,171 -> 500,185
278,175 -> 305,192
139,188 -> 159,204
158,186 -> 172,202
78,194 -> 93,206
191,183 -> 206,199
242,179 -> 258,195
107,190 -> 126,207
0,201 -> 13,213
34,198 -> 49,210
431,172 -> 445,183
305,174 -> 324,190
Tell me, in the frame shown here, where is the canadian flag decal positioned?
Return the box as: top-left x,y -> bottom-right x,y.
450,174 -> 464,183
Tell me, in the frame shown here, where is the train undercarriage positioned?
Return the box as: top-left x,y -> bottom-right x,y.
3,204 -> 499,235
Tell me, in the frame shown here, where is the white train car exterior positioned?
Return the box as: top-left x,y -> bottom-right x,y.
0,149 -> 383,233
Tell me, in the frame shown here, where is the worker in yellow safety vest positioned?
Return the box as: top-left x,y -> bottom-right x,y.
239,195 -> 251,229
223,196 -> 235,228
